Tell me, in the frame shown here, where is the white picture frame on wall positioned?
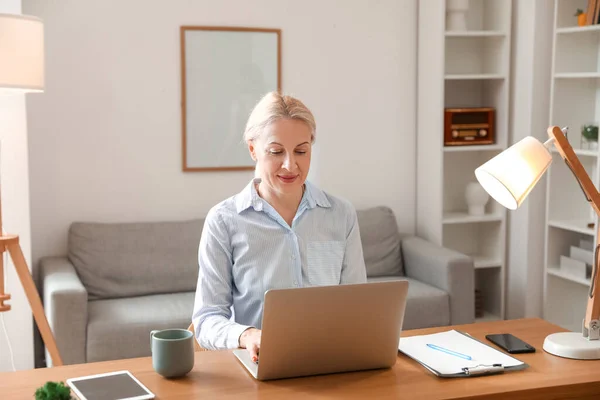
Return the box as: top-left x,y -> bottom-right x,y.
180,26 -> 281,172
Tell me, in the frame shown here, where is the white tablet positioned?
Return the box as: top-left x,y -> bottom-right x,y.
66,370 -> 155,400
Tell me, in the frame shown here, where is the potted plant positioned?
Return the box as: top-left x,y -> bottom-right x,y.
582,124 -> 599,150
34,381 -> 73,400
575,9 -> 586,26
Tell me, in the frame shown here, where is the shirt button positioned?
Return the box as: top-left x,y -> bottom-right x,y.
291,254 -> 296,259
293,282 -> 298,287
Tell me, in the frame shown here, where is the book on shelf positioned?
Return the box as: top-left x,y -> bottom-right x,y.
580,238 -> 594,251
583,0 -> 600,25
586,0 -> 596,26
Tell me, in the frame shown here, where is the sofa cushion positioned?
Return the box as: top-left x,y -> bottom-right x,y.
356,206 -> 404,277
367,276 -> 450,329
86,292 -> 195,362
68,219 -> 203,300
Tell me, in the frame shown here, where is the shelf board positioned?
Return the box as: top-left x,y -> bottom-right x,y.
445,74 -> 506,80
554,72 -> 600,79
548,219 -> 595,236
473,256 -> 502,269
556,25 -> 600,34
444,144 -> 504,152
445,30 -> 507,37
443,212 -> 503,224
550,147 -> 597,157
547,267 -> 590,287
475,312 -> 501,323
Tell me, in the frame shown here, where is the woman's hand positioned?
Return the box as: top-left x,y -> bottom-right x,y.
240,328 -> 262,363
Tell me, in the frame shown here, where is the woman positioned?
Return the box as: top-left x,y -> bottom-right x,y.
192,91 -> 367,362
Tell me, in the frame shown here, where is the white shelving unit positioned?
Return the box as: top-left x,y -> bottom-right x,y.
417,0 -> 512,323
544,0 -> 600,333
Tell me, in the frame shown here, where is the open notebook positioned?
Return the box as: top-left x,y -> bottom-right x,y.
398,330 -> 529,377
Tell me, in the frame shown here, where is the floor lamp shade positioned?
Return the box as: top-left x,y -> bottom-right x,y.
0,13 -> 44,93
474,136 -> 552,210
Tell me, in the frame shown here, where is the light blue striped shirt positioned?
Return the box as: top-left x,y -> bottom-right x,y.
192,178 -> 367,350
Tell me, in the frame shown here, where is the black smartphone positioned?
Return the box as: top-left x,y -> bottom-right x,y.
485,333 -> 536,354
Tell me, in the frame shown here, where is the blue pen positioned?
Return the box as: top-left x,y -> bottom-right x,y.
426,343 -> 472,360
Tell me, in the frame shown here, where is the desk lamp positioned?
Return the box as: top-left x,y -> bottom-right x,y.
0,12 -> 63,366
475,125 -> 600,360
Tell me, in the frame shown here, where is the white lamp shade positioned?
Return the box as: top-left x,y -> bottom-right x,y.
0,13 -> 44,93
475,136 -> 552,210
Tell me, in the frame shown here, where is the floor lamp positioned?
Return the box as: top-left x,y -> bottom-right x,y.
475,126 -> 600,360
0,13 -> 63,366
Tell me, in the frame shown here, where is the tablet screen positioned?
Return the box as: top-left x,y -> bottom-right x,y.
68,371 -> 154,400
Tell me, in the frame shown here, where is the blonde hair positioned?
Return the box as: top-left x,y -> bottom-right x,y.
243,91 -> 316,144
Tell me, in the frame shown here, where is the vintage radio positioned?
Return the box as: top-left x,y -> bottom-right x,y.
444,107 -> 495,146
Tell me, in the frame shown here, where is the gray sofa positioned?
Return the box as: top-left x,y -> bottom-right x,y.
40,206 -> 474,366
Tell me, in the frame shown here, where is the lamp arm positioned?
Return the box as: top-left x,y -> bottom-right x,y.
548,126 -> 600,339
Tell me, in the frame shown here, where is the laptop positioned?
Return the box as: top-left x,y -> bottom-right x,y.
233,280 -> 408,381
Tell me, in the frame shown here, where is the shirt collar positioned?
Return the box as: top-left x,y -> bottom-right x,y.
304,180 -> 331,209
235,178 -> 331,214
235,178 -> 262,213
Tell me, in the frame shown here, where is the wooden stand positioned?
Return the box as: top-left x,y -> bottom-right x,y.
0,233 -> 63,366
549,126 -> 600,339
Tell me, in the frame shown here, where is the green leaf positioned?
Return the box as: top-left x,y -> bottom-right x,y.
582,125 -> 599,140
34,381 -> 73,400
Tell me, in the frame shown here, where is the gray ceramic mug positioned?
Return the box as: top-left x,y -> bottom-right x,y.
150,328 -> 194,378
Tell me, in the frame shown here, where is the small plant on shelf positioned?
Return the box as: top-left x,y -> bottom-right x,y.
575,9 -> 586,26
34,381 -> 73,400
582,124 -> 599,150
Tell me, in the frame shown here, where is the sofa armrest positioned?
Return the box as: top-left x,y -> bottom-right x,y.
401,237 -> 474,325
40,256 -> 88,366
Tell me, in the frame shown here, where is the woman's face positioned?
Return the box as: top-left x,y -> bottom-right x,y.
249,118 -> 312,196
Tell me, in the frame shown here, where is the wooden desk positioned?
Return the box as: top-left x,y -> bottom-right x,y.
2,318 -> 599,399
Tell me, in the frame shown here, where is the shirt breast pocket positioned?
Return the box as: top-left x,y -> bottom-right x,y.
306,241 -> 345,286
